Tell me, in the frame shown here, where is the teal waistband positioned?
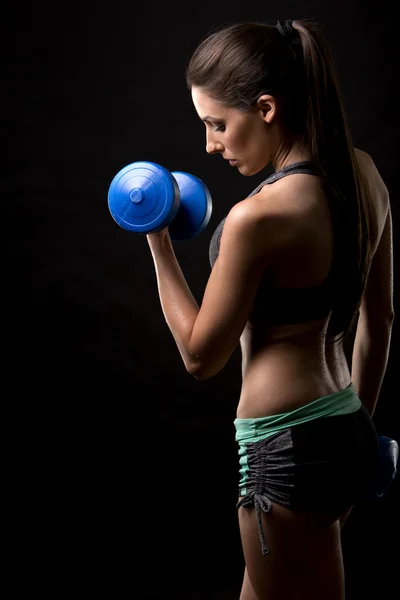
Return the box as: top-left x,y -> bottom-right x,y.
234,383 -> 361,444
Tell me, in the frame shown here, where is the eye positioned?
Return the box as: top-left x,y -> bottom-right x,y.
214,124 -> 225,132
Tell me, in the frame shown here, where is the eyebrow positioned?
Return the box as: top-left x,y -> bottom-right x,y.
201,115 -> 223,123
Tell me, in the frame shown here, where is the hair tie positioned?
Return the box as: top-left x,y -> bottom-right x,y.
275,20 -> 301,60
276,20 -> 296,38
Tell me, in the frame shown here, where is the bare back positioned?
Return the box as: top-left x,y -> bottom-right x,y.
237,149 -> 389,418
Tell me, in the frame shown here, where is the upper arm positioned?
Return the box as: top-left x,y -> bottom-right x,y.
354,149 -> 394,322
360,200 -> 394,323
188,201 -> 277,379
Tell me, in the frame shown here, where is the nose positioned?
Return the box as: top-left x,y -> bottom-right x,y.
206,132 -> 223,155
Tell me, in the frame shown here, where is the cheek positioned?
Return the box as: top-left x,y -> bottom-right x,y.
234,122 -> 258,150
228,129 -> 249,151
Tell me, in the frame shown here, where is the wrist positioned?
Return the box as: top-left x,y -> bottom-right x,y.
146,229 -> 173,254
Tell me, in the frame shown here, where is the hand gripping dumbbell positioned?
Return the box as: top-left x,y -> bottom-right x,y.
372,435 -> 399,499
108,161 -> 212,241
362,435 -> 399,503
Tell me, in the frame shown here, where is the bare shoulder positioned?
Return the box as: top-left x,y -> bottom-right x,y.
223,186 -> 301,259
246,172 -> 318,214
354,147 -> 389,208
354,147 -> 371,163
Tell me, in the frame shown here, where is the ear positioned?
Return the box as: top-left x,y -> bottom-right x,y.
257,94 -> 277,124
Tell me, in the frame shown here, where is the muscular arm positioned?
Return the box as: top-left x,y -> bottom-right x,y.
146,200 -> 276,379
351,204 -> 395,416
351,315 -> 394,416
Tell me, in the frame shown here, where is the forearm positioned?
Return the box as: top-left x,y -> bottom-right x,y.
147,234 -> 200,371
351,313 -> 395,416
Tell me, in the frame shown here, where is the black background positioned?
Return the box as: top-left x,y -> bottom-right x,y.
4,0 -> 399,598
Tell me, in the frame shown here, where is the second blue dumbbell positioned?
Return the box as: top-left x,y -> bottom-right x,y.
108,161 -> 212,241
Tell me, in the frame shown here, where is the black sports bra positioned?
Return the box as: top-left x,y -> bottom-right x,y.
208,161 -> 337,325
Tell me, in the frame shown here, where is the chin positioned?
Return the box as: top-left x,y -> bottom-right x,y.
240,164 -> 263,177
236,163 -> 248,175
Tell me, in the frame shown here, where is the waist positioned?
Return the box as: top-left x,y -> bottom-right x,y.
234,383 -> 361,443
238,323 -> 351,417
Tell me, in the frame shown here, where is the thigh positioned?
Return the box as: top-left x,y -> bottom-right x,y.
239,566 -> 258,600
238,500 -> 345,600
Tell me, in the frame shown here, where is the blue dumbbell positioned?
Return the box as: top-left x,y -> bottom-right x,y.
364,435 -> 399,502
108,161 -> 212,242
375,435 -> 399,498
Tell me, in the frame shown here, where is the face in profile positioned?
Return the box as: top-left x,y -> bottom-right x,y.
191,86 -> 276,176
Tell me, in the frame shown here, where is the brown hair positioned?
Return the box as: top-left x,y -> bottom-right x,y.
185,19 -> 372,343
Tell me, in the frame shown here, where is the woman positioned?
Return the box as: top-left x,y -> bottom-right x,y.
145,19 -> 394,600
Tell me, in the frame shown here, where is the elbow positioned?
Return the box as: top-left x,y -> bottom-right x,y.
382,310 -> 395,327
359,310 -> 395,338
190,370 -> 211,381
187,365 -> 215,381
361,308 -> 395,326
187,358 -> 225,380
185,358 -> 207,380
185,342 -> 232,380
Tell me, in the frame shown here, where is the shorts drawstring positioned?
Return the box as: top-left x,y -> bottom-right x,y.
236,491 -> 273,556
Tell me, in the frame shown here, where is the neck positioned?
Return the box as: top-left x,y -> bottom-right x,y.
271,136 -> 312,172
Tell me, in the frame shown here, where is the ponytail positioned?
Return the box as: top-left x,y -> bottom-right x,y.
294,19 -> 372,342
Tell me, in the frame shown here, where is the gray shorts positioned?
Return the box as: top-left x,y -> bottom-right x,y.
235,403 -> 379,555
